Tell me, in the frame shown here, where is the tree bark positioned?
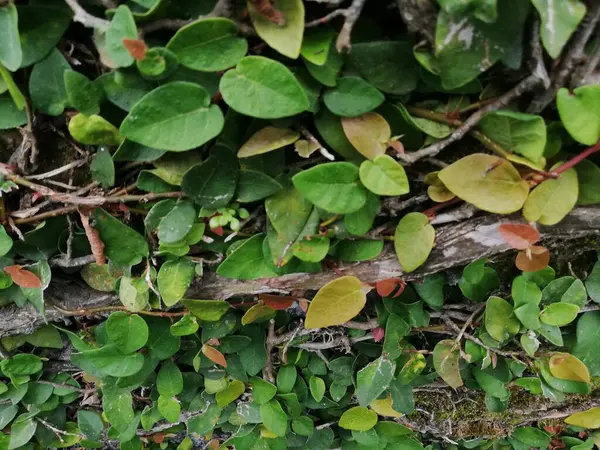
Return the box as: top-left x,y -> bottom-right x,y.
0,205 -> 596,338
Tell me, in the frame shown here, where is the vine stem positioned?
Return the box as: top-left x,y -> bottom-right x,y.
551,141 -> 600,176
50,303 -> 187,318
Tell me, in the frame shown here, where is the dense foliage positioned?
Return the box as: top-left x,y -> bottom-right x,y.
0,0 -> 600,449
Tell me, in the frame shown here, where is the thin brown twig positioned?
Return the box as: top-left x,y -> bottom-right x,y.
25,159 -> 88,181
50,303 -> 187,318
263,319 -> 276,383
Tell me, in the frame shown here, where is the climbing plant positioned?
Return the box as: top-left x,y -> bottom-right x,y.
0,0 -> 600,449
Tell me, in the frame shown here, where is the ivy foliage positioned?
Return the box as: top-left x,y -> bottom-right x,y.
0,0 -> 599,449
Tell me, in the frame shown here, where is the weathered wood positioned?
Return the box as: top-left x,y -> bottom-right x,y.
2,206 -> 599,337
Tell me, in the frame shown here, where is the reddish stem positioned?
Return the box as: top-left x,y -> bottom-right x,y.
551,141 -> 600,176
422,197 -> 463,219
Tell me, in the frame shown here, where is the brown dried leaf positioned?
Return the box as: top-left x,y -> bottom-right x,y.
376,278 -> 406,298
498,223 -> 540,250
3,265 -> 42,288
249,0 -> 286,25
515,245 -> 550,272
259,294 -> 296,310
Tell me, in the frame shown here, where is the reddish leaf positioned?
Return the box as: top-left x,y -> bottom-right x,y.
3,265 -> 42,288
118,203 -> 129,213
152,433 -> 166,444
515,245 -> 550,272
122,38 -> 148,60
32,192 -> 43,203
376,278 -> 406,298
543,425 -> 564,435
249,0 -> 286,25
202,344 -> 227,368
211,225 -> 224,236
549,438 -> 567,450
259,294 -> 296,310
205,338 -> 220,346
498,223 -> 540,250
387,139 -> 405,155
298,299 -> 309,313
79,211 -> 106,265
372,327 -> 385,342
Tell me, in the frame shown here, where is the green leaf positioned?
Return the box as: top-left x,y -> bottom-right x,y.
98,70 -> 154,112
0,354 -> 42,376
394,212 -> 435,273
241,304 -> 276,325
438,154 -> 529,213
166,18 -> 247,71
276,365 -> 297,394
305,276 -> 367,329
157,257 -> 195,307
17,5 -> 71,68
293,236 -> 330,262
119,276 -> 150,312
69,114 -> 123,146
106,312 -> 149,354
433,339 -> 463,388
265,180 -> 314,242
0,225 -> 12,257
557,85 -> 600,145
250,376 -> 277,404
105,5 -> 137,68
181,147 -> 238,208
309,376 -> 326,402
236,169 -> 282,203
157,360 -> 183,397
575,159 -> 600,205
157,201 -> 196,244
181,299 -> 230,321
532,0 -> 586,59
77,410 -> 104,441
397,103 -> 453,138
339,406 -> 377,431
29,48 -> 70,116
0,94 -> 26,129
64,70 -> 103,116
292,162 -> 367,214
217,234 -> 277,280
565,407 -> 600,429
335,239 -> 383,262
478,110 -> 547,163
384,314 -> 411,360
248,0 -> 304,59
0,4 -> 22,72
345,191 -> 379,236
80,344 -> 144,377
216,379 -> 245,407
93,208 -> 149,266
574,311 -> 600,376
170,313 -> 199,336
146,317 -> 181,360
356,356 -> 396,406
8,416 -> 36,449
485,296 -> 520,342
348,41 -> 418,95
523,167 -> 578,225
305,42 -> 343,87
435,0 -> 529,89
260,400 -> 288,437
158,394 -> 180,423
360,155 -> 409,196
438,0 -> 497,22
323,77 -> 384,117
473,366 -> 509,399
301,28 -> 333,65
586,260 -> 600,304
238,126 -> 300,158
120,82 -> 224,151
25,325 -> 63,349
292,416 -> 315,436
113,140 -> 167,162
540,302 -> 580,326
91,147 -> 116,188
220,56 -> 308,119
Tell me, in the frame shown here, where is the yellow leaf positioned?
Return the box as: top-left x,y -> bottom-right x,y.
565,407 -> 600,429
260,425 -> 279,439
433,339 -> 463,388
238,126 -> 300,158
424,171 -> 455,203
341,112 -> 391,160
369,394 -> 402,418
248,0 -> 304,59
438,154 -> 529,214
305,276 -> 367,329
295,139 -> 319,158
549,352 -> 590,383
241,304 -> 276,325
523,167 -> 578,225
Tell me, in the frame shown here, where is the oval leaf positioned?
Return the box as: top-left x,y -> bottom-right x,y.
341,112 -> 391,159
305,276 -> 367,329
359,155 -> 410,196
394,212 -> 435,273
